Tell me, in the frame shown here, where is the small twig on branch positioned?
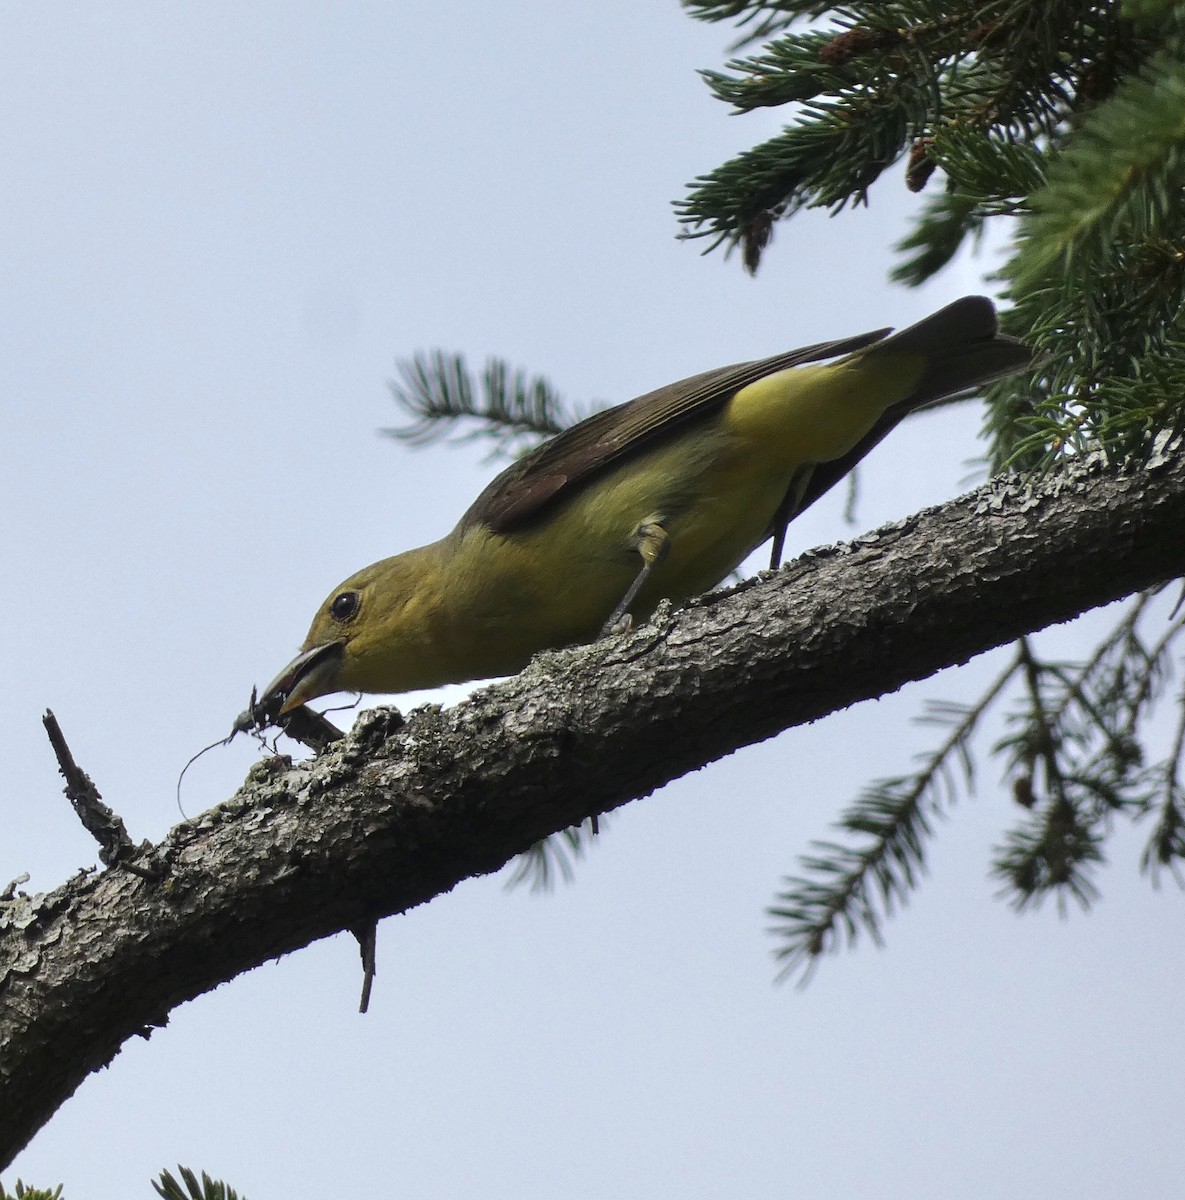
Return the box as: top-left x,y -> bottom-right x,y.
353,919 -> 378,1014
42,709 -> 160,879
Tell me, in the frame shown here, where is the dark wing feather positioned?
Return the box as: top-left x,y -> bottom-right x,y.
464,327 -> 892,534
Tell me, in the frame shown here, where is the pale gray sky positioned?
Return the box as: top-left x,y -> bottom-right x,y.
5,5 -> 1182,1198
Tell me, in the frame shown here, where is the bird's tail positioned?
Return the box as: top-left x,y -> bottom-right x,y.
807,297 -> 1030,504
863,294 -> 1033,407
766,296 -> 1033,562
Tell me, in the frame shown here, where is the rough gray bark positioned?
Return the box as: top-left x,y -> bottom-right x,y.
3,450 -> 1185,1165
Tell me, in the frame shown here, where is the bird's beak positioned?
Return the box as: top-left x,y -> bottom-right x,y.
259,642 -> 346,714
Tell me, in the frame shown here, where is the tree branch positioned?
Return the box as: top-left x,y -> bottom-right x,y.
3,449 -> 1185,1164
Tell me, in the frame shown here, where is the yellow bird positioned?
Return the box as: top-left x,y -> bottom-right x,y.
258,296 -> 1029,716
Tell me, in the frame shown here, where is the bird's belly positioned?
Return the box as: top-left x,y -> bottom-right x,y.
438,432 -> 790,679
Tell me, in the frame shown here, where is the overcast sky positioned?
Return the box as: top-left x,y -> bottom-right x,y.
4,5 -> 1182,1198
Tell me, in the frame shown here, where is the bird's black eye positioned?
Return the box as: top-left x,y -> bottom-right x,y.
330,591 -> 360,622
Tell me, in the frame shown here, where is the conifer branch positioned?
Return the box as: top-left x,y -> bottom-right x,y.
681,0 -> 819,51
504,818 -> 604,892
988,591 -> 1185,909
385,351 -> 590,459
1011,46 -> 1185,288
768,657 -> 1020,980
679,0 -> 1141,271
892,188 -> 986,286
768,583 -> 1185,979
1141,685 -> 1185,882
154,1167 -> 244,1200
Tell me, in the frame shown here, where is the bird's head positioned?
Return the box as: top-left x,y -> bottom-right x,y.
258,545 -> 446,714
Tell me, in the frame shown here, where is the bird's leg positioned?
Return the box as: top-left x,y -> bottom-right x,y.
601,520 -> 671,637
768,464 -> 815,571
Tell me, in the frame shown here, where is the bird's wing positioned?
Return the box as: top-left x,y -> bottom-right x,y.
464,327 -> 892,534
